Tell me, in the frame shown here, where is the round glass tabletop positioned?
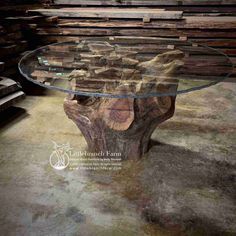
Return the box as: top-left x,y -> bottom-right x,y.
18,37 -> 233,98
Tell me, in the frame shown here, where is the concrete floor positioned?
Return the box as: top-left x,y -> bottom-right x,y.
0,81 -> 236,236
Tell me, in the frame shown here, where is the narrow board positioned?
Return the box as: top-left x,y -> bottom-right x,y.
0,90 -> 25,112
0,77 -> 21,97
29,8 -> 183,20
53,0 -> 236,6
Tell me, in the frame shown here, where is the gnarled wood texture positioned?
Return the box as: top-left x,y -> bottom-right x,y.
64,50 -> 184,159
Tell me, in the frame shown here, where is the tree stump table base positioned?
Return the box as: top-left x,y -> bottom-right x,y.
63,48 -> 183,159
64,94 -> 176,159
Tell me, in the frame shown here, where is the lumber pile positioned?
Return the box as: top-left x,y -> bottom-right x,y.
0,21 -> 28,78
0,5 -> 27,110
0,77 -> 25,112
0,1 -> 48,78
0,1 -> 48,112
1,1 -> 235,85
26,0 -> 236,77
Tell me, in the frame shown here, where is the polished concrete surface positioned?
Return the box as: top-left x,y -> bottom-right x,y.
0,82 -> 235,236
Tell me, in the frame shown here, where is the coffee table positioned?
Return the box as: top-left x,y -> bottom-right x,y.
19,37 -> 233,159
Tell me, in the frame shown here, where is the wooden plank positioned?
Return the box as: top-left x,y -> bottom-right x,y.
0,4 -> 42,12
0,62 -> 4,72
3,31 -> 23,41
31,70 -> 69,79
29,8 -> 183,20
162,6 -> 236,13
183,12 -> 236,16
4,15 -> 44,22
38,54 -> 232,71
36,27 -> 236,38
1,24 -> 21,33
0,77 -> 20,97
0,41 -> 28,59
56,17 -> 236,29
195,39 -> 236,47
53,0 -> 236,6
0,90 -> 25,112
37,36 -> 236,51
45,42 -> 234,56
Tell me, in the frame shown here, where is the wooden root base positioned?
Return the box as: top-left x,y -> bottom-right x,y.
64,94 -> 176,160
64,49 -> 183,159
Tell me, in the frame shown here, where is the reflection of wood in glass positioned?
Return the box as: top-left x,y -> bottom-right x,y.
30,38 -> 232,90
67,41 -> 184,95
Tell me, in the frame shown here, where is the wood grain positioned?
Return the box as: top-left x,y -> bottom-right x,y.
29,8 -> 183,20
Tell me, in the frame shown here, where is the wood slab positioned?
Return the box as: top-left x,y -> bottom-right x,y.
36,27 -> 236,38
53,0 -> 236,6
56,17 -> 236,30
29,8 -> 183,20
0,90 -> 25,112
0,77 -> 20,98
0,62 -> 4,72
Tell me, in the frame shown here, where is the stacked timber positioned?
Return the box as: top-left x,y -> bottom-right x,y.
0,22 -> 28,77
0,77 -> 25,112
0,2 -> 49,110
0,1 -> 47,78
27,0 -> 236,77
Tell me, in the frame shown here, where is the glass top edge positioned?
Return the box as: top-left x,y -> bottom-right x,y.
18,37 -> 234,98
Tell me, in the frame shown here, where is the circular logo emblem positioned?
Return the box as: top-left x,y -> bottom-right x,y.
50,141 -> 71,170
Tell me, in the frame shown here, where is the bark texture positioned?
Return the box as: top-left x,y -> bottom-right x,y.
64,94 -> 176,159
64,49 -> 184,159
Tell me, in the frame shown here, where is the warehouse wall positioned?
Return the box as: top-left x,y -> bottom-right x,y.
28,0 -> 236,78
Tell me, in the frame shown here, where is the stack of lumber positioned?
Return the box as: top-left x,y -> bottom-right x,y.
0,1 -> 48,111
0,77 -> 25,112
0,22 -> 28,77
26,0 -> 236,77
0,1 -> 47,78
